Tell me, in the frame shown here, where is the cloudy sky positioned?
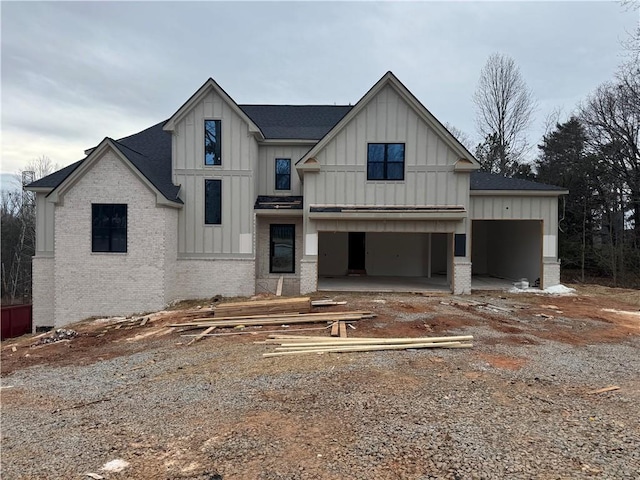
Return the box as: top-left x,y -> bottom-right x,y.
1,1 -> 637,182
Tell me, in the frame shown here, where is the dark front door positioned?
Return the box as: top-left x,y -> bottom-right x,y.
348,232 -> 366,273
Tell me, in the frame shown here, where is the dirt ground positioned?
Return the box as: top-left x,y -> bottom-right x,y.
1,284 -> 639,479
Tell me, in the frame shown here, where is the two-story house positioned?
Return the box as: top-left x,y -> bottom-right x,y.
26,72 -> 567,329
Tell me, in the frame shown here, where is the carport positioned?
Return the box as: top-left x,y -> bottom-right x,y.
471,220 -> 542,288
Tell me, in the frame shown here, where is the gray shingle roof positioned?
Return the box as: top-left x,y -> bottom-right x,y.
470,171 -> 566,191
239,105 -> 352,140
26,121 -> 182,204
27,106 -> 564,199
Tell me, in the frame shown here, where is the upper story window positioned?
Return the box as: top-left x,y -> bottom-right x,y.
275,158 -> 291,190
367,143 -> 405,181
205,179 -> 222,224
204,120 -> 221,166
92,204 -> 127,253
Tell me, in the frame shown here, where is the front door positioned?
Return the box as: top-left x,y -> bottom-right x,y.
348,232 -> 366,273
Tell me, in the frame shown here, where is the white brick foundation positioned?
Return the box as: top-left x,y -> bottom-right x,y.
542,261 -> 561,289
300,258 -> 318,294
173,258 -> 255,300
32,256 -> 55,330
453,260 -> 472,295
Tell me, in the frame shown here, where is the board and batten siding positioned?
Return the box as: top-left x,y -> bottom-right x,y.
35,192 -> 55,255
256,145 -> 312,196
305,84 -> 469,209
171,89 -> 258,256
469,195 -> 558,235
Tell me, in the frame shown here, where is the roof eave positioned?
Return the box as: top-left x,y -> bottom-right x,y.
471,189 -> 569,196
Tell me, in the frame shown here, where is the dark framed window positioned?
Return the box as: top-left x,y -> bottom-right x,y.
275,158 -> 291,190
205,179 -> 222,224
92,204 -> 127,253
367,143 -> 405,180
270,224 -> 295,273
204,119 -> 221,165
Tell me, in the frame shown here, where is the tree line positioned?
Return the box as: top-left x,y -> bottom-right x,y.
1,157 -> 57,304
467,28 -> 639,287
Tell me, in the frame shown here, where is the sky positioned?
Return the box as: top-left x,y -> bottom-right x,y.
1,1 -> 637,187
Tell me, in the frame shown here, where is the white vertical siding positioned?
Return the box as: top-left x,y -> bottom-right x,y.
306,84 -> 469,208
172,89 -> 258,256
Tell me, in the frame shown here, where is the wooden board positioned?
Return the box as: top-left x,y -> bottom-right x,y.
187,326 -> 216,346
339,322 -> 347,338
276,276 -> 284,296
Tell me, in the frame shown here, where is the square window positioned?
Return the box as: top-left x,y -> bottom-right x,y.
270,224 -> 295,273
204,120 -> 221,165
367,143 -> 405,180
205,179 -> 221,224
92,204 -> 127,252
275,158 -> 291,190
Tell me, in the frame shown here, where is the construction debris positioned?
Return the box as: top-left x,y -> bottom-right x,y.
261,334 -> 473,357
213,297 -> 312,317
587,386 -> 620,395
170,311 -> 374,329
33,329 -> 78,346
311,299 -> 347,307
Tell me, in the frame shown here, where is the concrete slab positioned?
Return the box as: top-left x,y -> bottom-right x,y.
318,275 -> 450,293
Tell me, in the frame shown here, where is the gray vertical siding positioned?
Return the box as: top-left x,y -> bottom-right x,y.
256,144 -> 312,196
469,195 -> 558,235
172,90 -> 258,256
35,193 -> 55,255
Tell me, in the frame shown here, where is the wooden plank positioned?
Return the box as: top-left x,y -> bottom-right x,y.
275,276 -> 284,296
170,314 -> 368,329
187,326 -> 216,346
339,322 -> 347,338
330,321 -> 340,337
311,300 -> 347,307
587,386 -> 620,395
169,311 -> 374,327
264,341 -> 473,357
276,335 -> 475,348
181,325 -> 330,338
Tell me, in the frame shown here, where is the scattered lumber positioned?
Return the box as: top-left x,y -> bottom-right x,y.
330,321 -> 340,337
180,325 -> 331,338
213,297 -> 311,317
169,311 -> 375,329
587,385 -> 620,395
262,334 -> 473,357
311,299 -> 347,307
187,326 -> 216,346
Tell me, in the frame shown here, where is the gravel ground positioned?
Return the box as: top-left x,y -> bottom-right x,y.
2,289 -> 639,479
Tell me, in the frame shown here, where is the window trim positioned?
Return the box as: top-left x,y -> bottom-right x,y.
269,224 -> 295,274
91,203 -> 127,253
275,158 -> 291,191
204,178 -> 222,225
204,119 -> 222,166
366,142 -> 405,181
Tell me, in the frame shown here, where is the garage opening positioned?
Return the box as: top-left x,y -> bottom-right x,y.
472,220 -> 542,289
318,232 -> 451,292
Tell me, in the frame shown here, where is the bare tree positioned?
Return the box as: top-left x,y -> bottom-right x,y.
1,156 -> 58,303
580,64 -> 640,243
473,53 -> 536,175
444,123 -> 475,152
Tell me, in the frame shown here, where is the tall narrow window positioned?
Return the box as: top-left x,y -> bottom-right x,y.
205,179 -> 222,224
275,158 -> 291,190
367,143 -> 405,180
92,204 -> 127,252
204,120 -> 221,165
270,224 -> 295,273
